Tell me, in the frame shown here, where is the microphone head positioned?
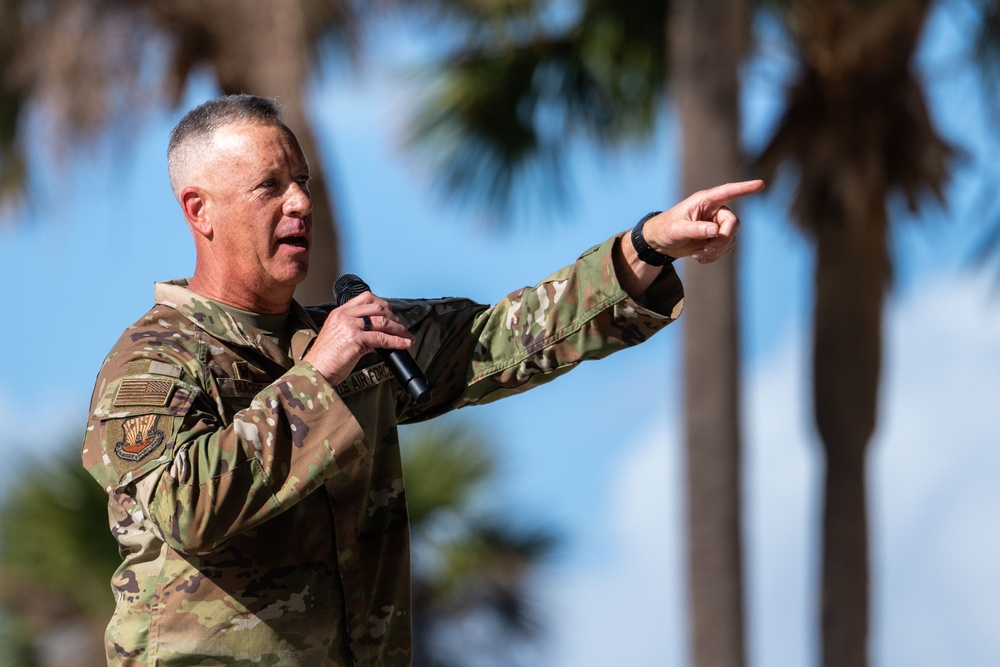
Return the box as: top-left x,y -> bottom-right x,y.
333,274 -> 371,306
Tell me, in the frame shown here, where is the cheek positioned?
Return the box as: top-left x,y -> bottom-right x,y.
236,213 -> 275,257
213,200 -> 280,262
221,227 -> 257,258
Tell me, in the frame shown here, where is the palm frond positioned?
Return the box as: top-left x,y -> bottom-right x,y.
403,421 -> 495,527
405,0 -> 667,221
756,0 -> 954,238
0,444 -> 127,663
432,521 -> 556,629
403,420 -> 558,665
0,0 -> 364,217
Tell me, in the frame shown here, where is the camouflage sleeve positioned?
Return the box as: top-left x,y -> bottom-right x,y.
395,233 -> 684,421
84,360 -> 365,555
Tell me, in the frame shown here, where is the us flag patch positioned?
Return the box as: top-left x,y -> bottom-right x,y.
114,378 -> 175,407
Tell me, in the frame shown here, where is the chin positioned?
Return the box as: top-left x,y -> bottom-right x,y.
278,272 -> 308,289
273,260 -> 310,286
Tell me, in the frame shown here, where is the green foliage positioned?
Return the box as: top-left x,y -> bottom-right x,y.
407,0 -> 667,219
0,446 -> 120,622
0,0 -> 361,221
403,419 -> 557,666
404,421 -> 495,526
0,606 -> 38,667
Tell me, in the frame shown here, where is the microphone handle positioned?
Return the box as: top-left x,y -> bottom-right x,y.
334,273 -> 432,405
379,350 -> 432,405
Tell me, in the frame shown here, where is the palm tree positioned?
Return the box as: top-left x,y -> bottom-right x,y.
671,1 -> 752,665
0,0 -> 356,304
756,1 -> 954,665
403,421 -> 557,667
406,2 -> 752,665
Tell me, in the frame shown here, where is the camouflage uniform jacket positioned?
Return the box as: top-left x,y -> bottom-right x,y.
82,234 -> 684,666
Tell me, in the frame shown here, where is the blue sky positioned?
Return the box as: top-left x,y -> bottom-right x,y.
1,5 -> 999,666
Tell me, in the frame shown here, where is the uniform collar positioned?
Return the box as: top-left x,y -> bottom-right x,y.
154,279 -> 319,353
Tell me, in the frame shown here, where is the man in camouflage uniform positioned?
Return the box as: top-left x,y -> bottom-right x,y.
82,94 -> 763,666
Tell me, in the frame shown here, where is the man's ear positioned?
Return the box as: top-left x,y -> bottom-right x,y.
181,187 -> 213,239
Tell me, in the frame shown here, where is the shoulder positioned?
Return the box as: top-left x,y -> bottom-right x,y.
97,303 -> 206,384
84,304 -> 205,489
87,302 -> 207,448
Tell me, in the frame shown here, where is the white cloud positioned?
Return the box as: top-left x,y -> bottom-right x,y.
872,273 -> 1000,667
542,418 -> 687,667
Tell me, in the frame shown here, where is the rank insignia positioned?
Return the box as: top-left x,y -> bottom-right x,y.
114,414 -> 165,461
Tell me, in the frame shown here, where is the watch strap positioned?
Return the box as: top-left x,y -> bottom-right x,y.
630,211 -> 675,267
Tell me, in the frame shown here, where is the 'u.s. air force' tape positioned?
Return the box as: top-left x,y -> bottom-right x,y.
332,362 -> 393,398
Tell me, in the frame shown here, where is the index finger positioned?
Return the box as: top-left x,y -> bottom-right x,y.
697,179 -> 765,208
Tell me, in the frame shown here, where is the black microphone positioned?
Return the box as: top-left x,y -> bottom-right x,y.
333,274 -> 432,405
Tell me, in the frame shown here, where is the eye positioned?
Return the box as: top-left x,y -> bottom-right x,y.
259,178 -> 277,189
295,175 -> 311,186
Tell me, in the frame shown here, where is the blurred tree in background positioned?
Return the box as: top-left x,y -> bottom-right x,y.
0,448 -> 118,666
0,0 -> 364,304
756,2 -> 955,665
0,0 -> 530,305
670,2 -> 751,665
757,0 -> 1000,664
403,422 -> 557,667
406,2 -> 1000,667
407,2 -> 751,665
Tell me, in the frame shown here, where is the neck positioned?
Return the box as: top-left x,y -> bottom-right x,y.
187,271 -> 294,314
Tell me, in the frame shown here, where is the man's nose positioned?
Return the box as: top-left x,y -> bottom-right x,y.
284,182 -> 312,217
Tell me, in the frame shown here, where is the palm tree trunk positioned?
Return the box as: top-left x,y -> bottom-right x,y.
671,0 -> 749,665
813,222 -> 887,667
750,2 -> 949,664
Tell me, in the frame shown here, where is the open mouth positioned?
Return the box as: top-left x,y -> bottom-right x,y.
277,235 -> 309,249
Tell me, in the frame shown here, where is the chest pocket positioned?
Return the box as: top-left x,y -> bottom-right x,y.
213,360 -> 272,423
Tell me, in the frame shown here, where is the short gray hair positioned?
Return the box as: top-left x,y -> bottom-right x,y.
167,94 -> 287,197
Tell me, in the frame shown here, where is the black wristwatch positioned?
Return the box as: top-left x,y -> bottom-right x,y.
630,211 -> 675,266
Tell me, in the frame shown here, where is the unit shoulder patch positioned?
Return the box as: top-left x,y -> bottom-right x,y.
114,414 -> 165,462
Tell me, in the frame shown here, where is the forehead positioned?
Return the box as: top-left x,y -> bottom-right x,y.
209,122 -> 307,172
